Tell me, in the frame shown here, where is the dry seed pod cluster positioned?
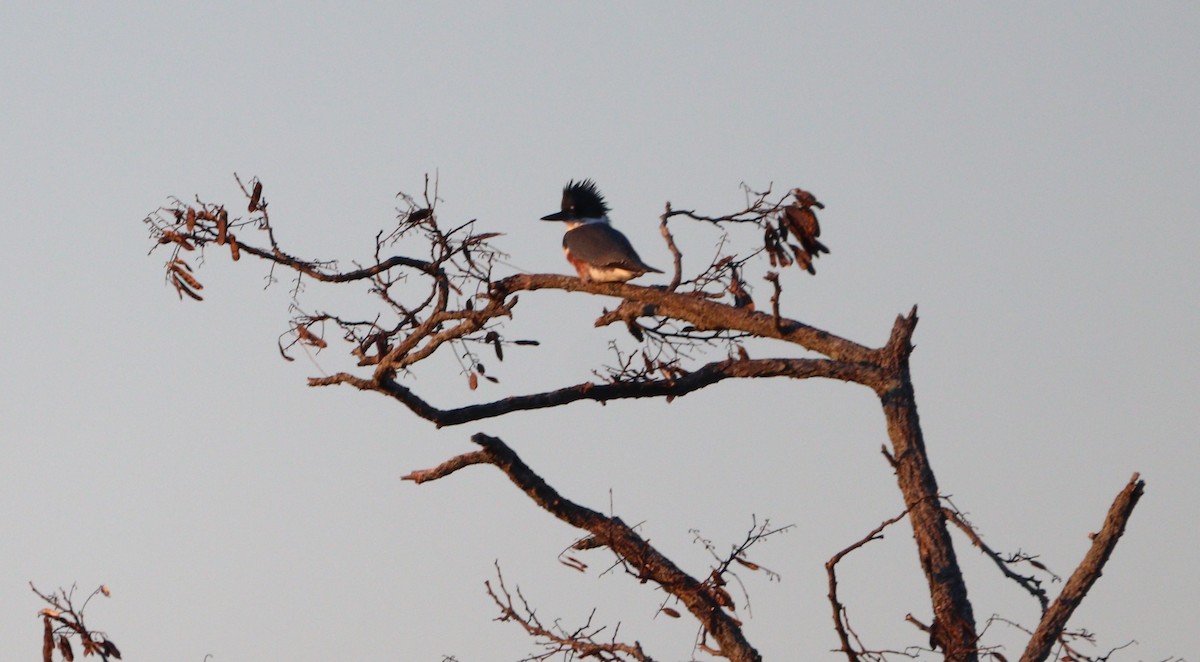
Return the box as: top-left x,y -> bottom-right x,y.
160,195 -> 256,302
168,258 -> 203,301
764,188 -> 829,274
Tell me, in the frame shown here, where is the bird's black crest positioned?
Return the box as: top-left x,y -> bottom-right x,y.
561,179 -> 610,216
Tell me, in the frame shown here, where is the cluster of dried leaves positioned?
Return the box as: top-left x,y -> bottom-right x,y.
143,177 -> 832,394
33,584 -> 120,662
145,175 -> 545,393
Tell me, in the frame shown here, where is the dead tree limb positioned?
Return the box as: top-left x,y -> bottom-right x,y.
485,562 -> 654,661
876,308 -> 978,662
942,503 -> 1054,612
405,432 -> 762,662
1019,474 -> 1145,662
314,357 -> 883,427
826,510 -> 909,662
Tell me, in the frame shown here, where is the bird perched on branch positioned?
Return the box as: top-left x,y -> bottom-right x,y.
540,180 -> 663,283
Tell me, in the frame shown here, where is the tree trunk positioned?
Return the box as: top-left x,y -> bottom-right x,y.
879,310 -> 977,662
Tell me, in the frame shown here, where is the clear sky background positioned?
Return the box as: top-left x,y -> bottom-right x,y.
2,3 -> 1197,661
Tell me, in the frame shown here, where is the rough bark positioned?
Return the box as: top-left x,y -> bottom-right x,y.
876,308 -> 977,662
1019,474 -> 1145,662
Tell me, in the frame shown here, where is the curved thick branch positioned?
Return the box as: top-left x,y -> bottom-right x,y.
405,433 -> 761,662
1019,474 -> 1145,662
311,357 -> 882,427
489,274 -> 880,365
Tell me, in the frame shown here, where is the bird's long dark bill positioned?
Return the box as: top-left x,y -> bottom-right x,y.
540,211 -> 572,221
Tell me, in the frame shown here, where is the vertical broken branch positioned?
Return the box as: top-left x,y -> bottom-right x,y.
875,307 -> 978,662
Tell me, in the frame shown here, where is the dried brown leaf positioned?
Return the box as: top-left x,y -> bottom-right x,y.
559,555 -> 588,572
169,263 -> 204,291
296,325 -> 327,349
172,275 -> 204,301
42,618 -> 53,662
160,230 -> 195,251
248,181 -> 263,212
734,557 -> 760,571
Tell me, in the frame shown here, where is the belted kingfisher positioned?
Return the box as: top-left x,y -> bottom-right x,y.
540,180 -> 663,283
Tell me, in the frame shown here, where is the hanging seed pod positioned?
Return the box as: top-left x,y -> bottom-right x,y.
43,619 -> 54,662
734,557 -> 761,571
173,275 -> 204,301
160,231 -> 195,251
559,556 -> 587,572
169,263 -> 203,291
248,181 -> 263,212
296,325 -> 327,349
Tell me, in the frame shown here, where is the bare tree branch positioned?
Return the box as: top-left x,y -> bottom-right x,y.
407,433 -> 763,662
485,562 -> 654,661
942,501 -> 1055,612
491,274 -> 879,365
1019,474 -> 1145,662
314,357 -> 882,427
826,511 -> 909,662
875,307 -> 978,661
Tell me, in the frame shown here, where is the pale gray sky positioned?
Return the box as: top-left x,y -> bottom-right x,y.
2,3 -> 1197,661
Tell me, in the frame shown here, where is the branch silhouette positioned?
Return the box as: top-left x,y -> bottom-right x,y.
141,175 -> 1149,662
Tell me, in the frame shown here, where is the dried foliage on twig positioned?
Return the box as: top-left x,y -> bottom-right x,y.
32,583 -> 120,661
143,176 -> 843,410
144,174 -> 521,388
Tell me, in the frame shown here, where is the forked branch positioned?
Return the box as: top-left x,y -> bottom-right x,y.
825,511 -> 909,662
485,562 -> 653,661
404,433 -> 762,662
